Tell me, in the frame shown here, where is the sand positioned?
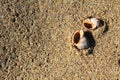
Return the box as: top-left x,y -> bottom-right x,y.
0,0 -> 120,79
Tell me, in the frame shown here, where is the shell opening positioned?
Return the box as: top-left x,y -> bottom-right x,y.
84,23 -> 92,29
74,32 -> 80,44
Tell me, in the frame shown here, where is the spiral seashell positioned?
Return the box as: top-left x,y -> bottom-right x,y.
72,30 -> 88,50
83,18 -> 101,30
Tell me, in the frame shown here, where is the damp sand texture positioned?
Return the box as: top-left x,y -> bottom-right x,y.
0,0 -> 120,79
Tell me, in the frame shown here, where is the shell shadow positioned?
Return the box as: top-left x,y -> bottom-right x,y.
99,19 -> 104,27
98,19 -> 109,33
103,22 -> 109,33
84,31 -> 96,54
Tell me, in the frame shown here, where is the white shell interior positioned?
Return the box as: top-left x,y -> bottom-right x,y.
90,18 -> 99,29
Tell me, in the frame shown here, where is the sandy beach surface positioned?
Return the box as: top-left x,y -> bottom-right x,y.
0,0 -> 120,79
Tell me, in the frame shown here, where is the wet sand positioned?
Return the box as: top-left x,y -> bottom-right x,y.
0,0 -> 120,79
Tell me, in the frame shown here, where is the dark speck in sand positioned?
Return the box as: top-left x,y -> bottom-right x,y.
11,18 -> 16,22
15,12 -> 19,17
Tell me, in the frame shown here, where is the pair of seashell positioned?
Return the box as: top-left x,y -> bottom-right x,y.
72,17 -> 102,50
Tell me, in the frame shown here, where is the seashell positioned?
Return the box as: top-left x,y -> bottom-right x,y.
72,30 -> 88,50
83,18 -> 101,30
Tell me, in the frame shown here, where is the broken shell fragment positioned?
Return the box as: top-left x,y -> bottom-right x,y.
72,30 -> 88,50
83,18 -> 101,30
